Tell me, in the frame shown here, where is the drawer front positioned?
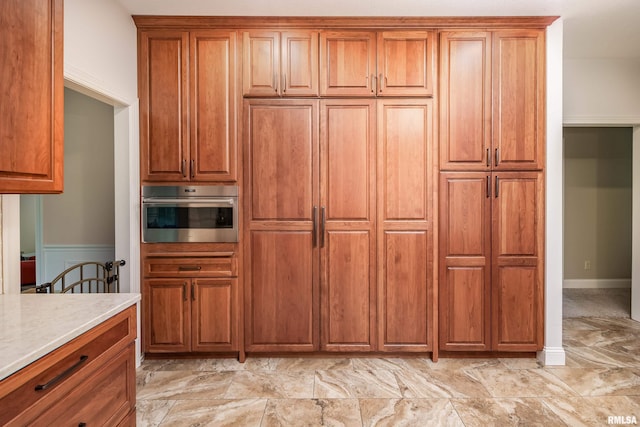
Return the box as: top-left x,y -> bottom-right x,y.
144,256 -> 237,277
0,306 -> 136,426
29,344 -> 135,427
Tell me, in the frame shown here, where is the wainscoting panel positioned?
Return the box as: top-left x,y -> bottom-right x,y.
41,245 -> 115,283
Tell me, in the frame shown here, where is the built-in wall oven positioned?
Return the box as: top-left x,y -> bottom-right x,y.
142,186 -> 238,243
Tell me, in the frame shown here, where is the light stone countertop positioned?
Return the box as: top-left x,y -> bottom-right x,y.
0,293 -> 140,381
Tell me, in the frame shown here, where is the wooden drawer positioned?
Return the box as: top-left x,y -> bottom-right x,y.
27,344 -> 135,427
0,306 -> 136,426
144,256 -> 237,277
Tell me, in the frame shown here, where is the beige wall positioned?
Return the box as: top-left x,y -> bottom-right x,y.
564,127 -> 632,283
41,88 -> 115,246
19,196 -> 37,255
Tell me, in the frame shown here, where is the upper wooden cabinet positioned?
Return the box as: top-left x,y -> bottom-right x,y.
243,31 -> 319,97
0,0 -> 63,193
320,30 -> 435,97
139,30 -> 237,183
440,30 -> 544,171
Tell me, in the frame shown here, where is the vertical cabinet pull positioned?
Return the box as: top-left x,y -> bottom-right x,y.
379,73 -> 384,92
495,148 -> 500,167
312,206 -> 318,247
486,176 -> 490,198
190,159 -> 195,179
486,148 -> 490,167
371,74 -> 376,93
283,74 -> 286,94
495,176 -> 500,198
321,206 -> 326,248
181,159 -> 187,178
273,73 -> 277,93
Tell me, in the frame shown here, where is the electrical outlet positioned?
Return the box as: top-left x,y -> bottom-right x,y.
584,260 -> 591,270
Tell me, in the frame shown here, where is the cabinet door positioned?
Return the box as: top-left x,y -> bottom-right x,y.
190,31 -> 237,181
492,30 -> 545,171
281,31 -> 319,96
320,100 -> 376,351
376,31 -> 434,96
440,32 -> 492,171
139,31 -> 189,182
320,31 -> 376,96
242,31 -> 279,96
143,279 -> 190,353
492,172 -> 544,351
377,99 -> 434,352
0,0 -> 63,193
439,173 -> 491,351
244,99 -> 319,352
192,278 -> 237,351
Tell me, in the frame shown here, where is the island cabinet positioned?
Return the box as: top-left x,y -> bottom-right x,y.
142,248 -> 238,354
0,0 -> 63,193
138,29 -> 237,183
439,30 -> 545,171
242,30 -> 319,97
0,306 -> 137,426
319,30 -> 435,97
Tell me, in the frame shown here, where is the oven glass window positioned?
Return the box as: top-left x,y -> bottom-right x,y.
146,206 -> 233,229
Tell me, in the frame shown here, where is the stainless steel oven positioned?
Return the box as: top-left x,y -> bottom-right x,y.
142,186 -> 238,243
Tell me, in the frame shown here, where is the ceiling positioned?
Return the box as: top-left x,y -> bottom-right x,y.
116,0 -> 640,59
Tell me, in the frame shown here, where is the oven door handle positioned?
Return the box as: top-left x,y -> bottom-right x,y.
142,198 -> 235,205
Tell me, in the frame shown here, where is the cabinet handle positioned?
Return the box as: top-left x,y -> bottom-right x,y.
495,148 -> 500,167
183,283 -> 187,301
486,148 -> 491,167
79,424 -> 87,427
190,159 -> 195,179
312,205 -> 318,247
283,73 -> 286,94
486,176 -> 490,198
179,265 -> 202,271
274,73 -> 278,93
495,176 -> 500,198
321,206 -> 326,248
192,283 -> 195,301
379,73 -> 384,92
35,355 -> 89,391
181,159 -> 187,178
371,74 -> 375,93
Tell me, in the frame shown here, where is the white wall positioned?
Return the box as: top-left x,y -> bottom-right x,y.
564,58 -> 640,125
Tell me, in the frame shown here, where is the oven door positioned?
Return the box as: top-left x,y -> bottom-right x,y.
142,198 -> 238,243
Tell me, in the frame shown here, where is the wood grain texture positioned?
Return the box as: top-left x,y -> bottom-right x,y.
320,31 -> 377,96
143,279 -> 191,353
192,279 -> 237,351
281,31 -> 319,96
0,0 -> 63,193
242,31 -> 280,96
376,31 -> 434,96
190,30 -> 237,181
439,31 -> 492,170
492,29 -> 545,171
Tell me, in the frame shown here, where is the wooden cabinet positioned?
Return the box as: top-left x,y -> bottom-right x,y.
440,30 -> 544,171
0,306 -> 137,426
143,253 -> 238,353
320,99 -> 377,352
243,30 -> 319,97
439,172 -> 544,352
0,0 -> 63,193
320,30 -> 435,97
377,99 -> 434,352
139,30 -> 237,183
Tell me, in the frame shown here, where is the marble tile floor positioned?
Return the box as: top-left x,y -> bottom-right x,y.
137,317 -> 640,426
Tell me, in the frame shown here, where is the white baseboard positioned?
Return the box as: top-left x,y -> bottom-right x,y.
538,347 -> 566,366
563,279 -> 631,289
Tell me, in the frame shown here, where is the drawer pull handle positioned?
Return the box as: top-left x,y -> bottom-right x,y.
35,355 -> 89,391
179,266 -> 202,271
79,424 -> 87,427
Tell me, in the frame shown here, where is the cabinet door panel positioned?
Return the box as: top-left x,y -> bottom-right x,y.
439,173 -> 491,351
190,31 -> 237,181
493,30 -> 544,170
140,31 -> 189,182
378,100 -> 432,222
192,279 -> 236,351
0,0 -> 63,193
320,31 -> 376,96
440,32 -> 491,170
243,31 -> 279,96
377,31 -> 434,96
143,279 -> 190,353
380,231 -> 431,351
246,100 -> 318,221
282,31 -> 319,96
247,231 -> 317,351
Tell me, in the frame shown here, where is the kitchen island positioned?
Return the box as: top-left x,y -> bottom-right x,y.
0,293 -> 139,425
